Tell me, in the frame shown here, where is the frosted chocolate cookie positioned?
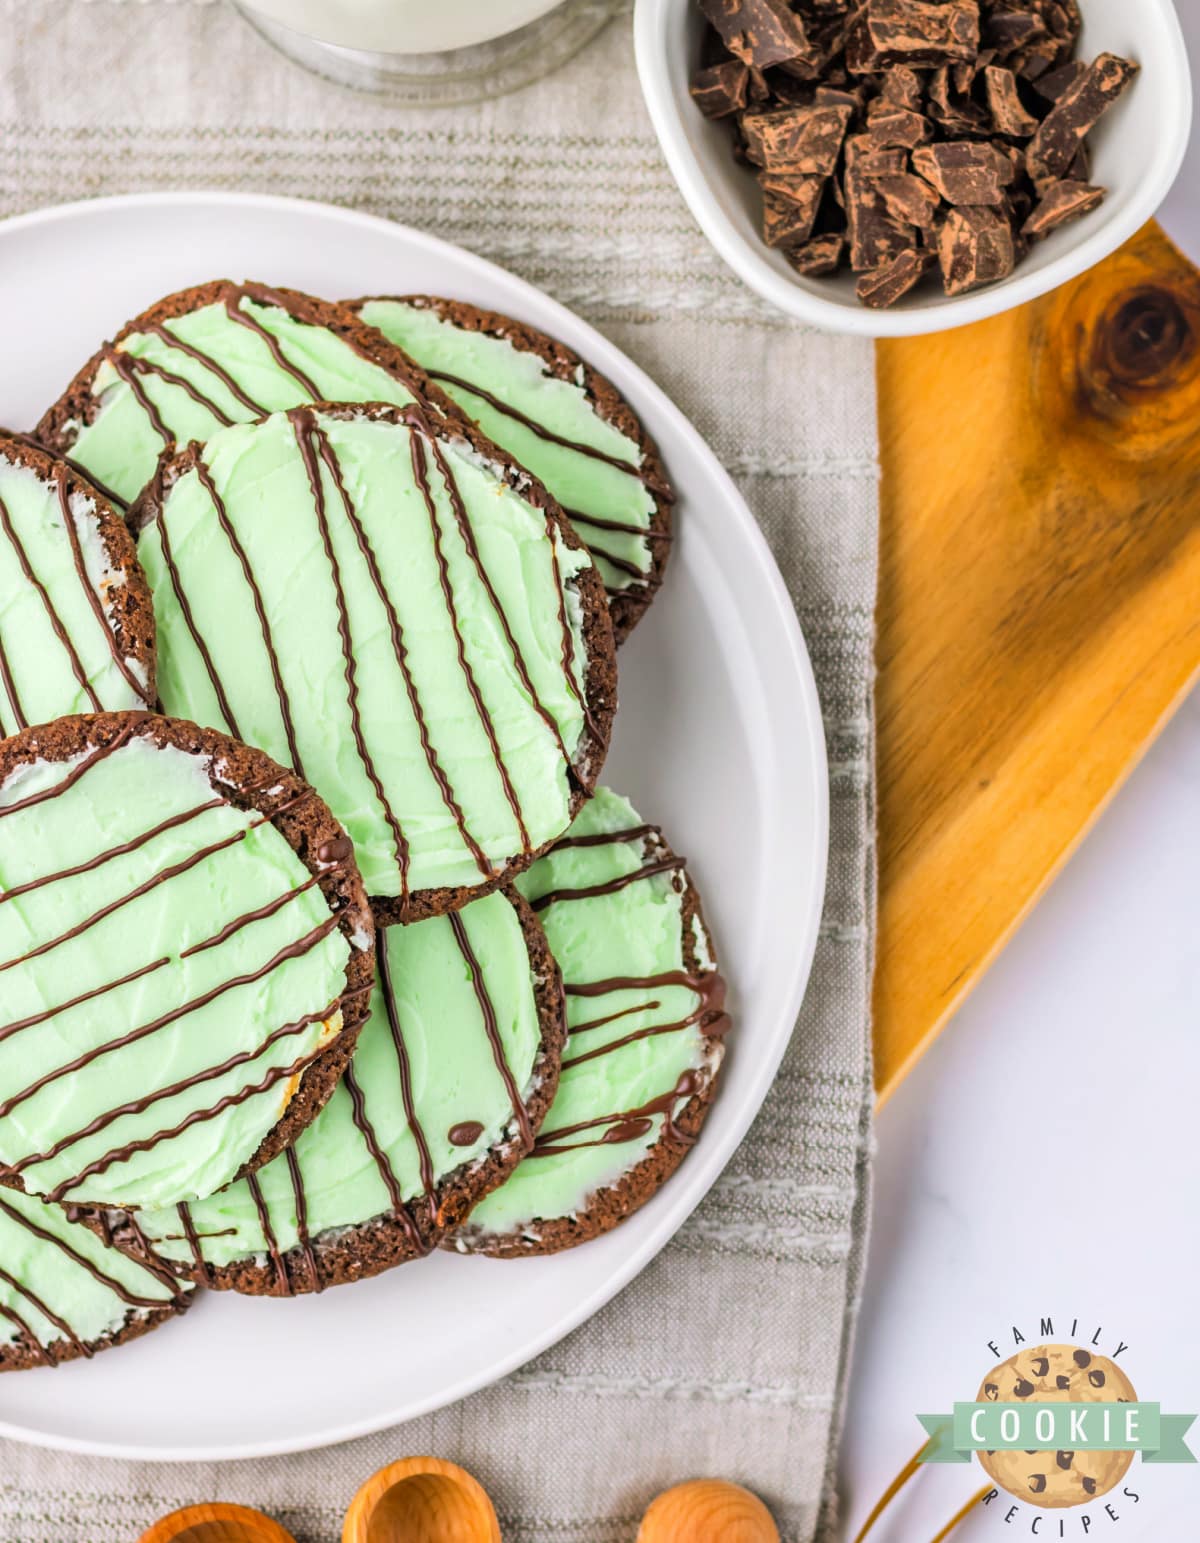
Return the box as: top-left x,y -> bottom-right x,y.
0,432 -> 154,729
124,889 -> 564,1295
452,787 -> 729,1256
131,401 -> 616,922
0,712 -> 373,1212
35,280 -> 452,509
0,1186 -> 190,1372
349,297 -> 673,643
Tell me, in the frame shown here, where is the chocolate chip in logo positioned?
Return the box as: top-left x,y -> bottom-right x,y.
1083,1477 -> 1097,1495
1056,1375 -> 1071,1390
984,1382 -> 999,1401
1029,1474 -> 1047,1494
1031,1356 -> 1050,1377
1056,1451 -> 1074,1469
1087,1368 -> 1106,1388
1074,1349 -> 1092,1368
1013,1378 -> 1035,1398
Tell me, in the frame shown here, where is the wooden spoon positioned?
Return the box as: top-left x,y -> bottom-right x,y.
138,1502 -> 299,1543
638,1479 -> 780,1542
342,1456 -> 501,1543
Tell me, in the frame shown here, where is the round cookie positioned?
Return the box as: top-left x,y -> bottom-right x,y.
122,888 -> 565,1295
0,431 -> 155,729
0,711 -> 374,1212
350,295 -> 674,644
976,1344 -> 1137,1507
34,279 -> 458,510
451,786 -> 729,1256
0,1185 -> 190,1372
130,400 -> 617,922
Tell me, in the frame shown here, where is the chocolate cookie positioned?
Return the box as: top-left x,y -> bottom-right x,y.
451,787 -> 729,1257
977,1344 -> 1138,1508
347,296 -> 674,644
0,711 -> 373,1212
130,401 -> 617,923
34,279 -> 457,510
0,432 -> 155,727
0,1185 -> 190,1372
123,888 -> 564,1295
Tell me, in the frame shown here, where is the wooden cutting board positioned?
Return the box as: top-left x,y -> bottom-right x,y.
873,220 -> 1200,1105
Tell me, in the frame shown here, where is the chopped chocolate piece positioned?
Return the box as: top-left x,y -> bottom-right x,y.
742,102 -> 852,173
1067,141 -> 1090,180
985,9 -> 1044,55
912,141 -> 1015,204
690,59 -> 751,118
700,22 -> 735,68
857,246 -> 936,306
937,205 -> 1016,294
984,64 -> 1040,135
858,0 -> 980,69
785,232 -> 846,274
847,167 -> 915,271
748,64 -> 773,101
1021,178 -> 1104,239
953,47 -> 994,95
1033,58 -> 1087,101
766,71 -> 817,104
856,146 -> 909,178
761,175 -> 826,245
1027,52 -> 1139,185
882,64 -> 924,111
875,172 -> 941,225
866,104 -> 932,148
816,83 -> 865,112
699,0 -> 814,70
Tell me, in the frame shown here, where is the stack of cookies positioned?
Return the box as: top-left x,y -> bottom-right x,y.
0,280 -> 730,1370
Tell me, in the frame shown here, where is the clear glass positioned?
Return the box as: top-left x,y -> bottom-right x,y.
234,0 -> 622,108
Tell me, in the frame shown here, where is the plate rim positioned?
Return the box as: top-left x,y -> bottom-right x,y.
0,189 -> 831,1461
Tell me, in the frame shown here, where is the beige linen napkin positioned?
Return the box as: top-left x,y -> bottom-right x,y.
0,5 -> 877,1538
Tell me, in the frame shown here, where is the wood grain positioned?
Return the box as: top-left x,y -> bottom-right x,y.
638,1479 -> 780,1542
137,1503 -> 298,1543
874,220 -> 1200,1103
341,1456 -> 501,1543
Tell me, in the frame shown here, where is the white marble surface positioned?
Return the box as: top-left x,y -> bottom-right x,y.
838,4 -> 1200,1535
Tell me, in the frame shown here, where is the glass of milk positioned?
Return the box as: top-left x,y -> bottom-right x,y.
235,0 -> 619,104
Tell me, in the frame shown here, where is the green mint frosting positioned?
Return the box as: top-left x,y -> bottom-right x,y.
0,1184 -> 187,1356
135,890 -> 542,1274
357,301 -> 656,597
466,786 -> 719,1240
0,735 -> 351,1211
0,449 -> 148,729
66,291 -> 419,506
138,407 -> 595,900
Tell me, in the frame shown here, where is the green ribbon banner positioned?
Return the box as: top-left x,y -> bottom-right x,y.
917,1406 -> 1196,1465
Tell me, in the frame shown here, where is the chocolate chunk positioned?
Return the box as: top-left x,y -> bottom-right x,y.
856,146 -> 909,178
875,172 -> 941,225
816,83 -> 866,112
747,65 -> 774,103
882,64 -> 924,110
984,1382 -> 999,1401
865,105 -> 932,150
700,0 -> 814,69
847,169 -> 914,271
1022,179 -> 1104,239
1027,53 -> 1139,185
1057,1451 -> 1075,1468
761,175 -> 826,245
856,246 -> 935,307
1031,1356 -> 1050,1377
785,232 -> 846,274
1088,1368 -> 1106,1388
1029,1475 -> 1047,1494
984,65 -> 1040,135
856,0 -> 980,69
690,59 -> 751,118
953,47 -> 994,96
1034,58 -> 1087,101
926,64 -> 991,135
937,206 -> 1016,294
742,103 -> 852,172
1056,1375 -> 1071,1390
1073,1349 -> 1092,1368
913,142 -> 1015,205
984,10 -> 1045,57
1013,1377 -> 1035,1398
1082,1477 -> 1097,1496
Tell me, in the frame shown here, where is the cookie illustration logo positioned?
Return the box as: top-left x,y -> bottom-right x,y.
917,1323 -> 1195,1525
973,1344 -> 1137,1507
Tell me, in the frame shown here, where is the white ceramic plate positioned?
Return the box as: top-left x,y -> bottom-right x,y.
0,192 -> 828,1460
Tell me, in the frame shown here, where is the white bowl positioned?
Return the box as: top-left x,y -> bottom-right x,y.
635,0 -> 1192,335
239,0 -> 566,53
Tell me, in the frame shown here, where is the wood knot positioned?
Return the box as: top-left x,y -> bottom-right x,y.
1089,286 -> 1194,395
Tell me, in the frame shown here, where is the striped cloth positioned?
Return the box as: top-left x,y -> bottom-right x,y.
0,4 -> 877,1539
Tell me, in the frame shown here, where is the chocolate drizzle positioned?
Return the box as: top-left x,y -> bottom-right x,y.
377,937 -> 437,1220
450,911 -> 531,1148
